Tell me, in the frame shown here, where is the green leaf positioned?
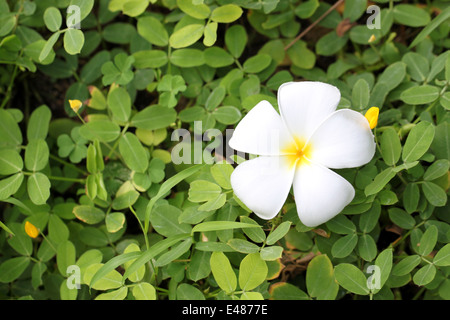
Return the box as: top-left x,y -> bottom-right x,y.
331,234 -> 358,258
0,109 -> 22,148
169,24 -> 204,49
188,180 -> 222,202
7,223 -> 32,256
79,120 -> 121,142
393,4 -> 430,27
418,225 -> 438,256
39,32 -> 59,62
402,52 -> 429,82
392,255 -> 421,276
27,172 -> 51,205
212,106 -> 241,125
343,0 -> 366,22
316,31 -> 348,56
210,163 -> 233,189
155,238 -> 193,267
0,173 -> 24,200
402,122 -> 435,163
133,282 -> 156,300
57,240 -> 76,276
95,286 -> 128,300
225,25 -> 247,58
187,251 -> 211,282
25,139 -> 49,172
210,251 -> 237,294
0,257 -> 31,283
64,28 -> 84,55
422,181 -> 447,207
27,105 -> 52,141
413,264 -> 436,286
270,282 -> 309,300
191,221 -> 262,234
400,85 -> 439,105
374,248 -> 393,292
123,234 -> 191,281
144,165 -> 204,233
266,221 -> 291,245
243,54 -> 272,73
73,205 -> 105,224
131,105 -> 176,130
287,40 -> 315,69
205,86 -> 226,110
306,254 -> 338,299
105,212 -> 126,233
424,159 -> 449,181
388,208 -> 415,229
334,263 -> 369,295
204,47 -> 234,68
380,127 -> 401,166
177,283 -> 205,300
86,263 -> 123,290
133,50 -> 168,69
119,133 -> 149,173
170,49 -> 204,67
137,16 -> 169,47
403,183 -> 420,214
433,244 -> 450,266
227,239 -> 260,254
410,7 -> 450,48
44,7 -> 62,32
358,234 -> 377,262
351,78 -> 370,110
210,4 -> 243,23
326,215 -> 356,235
259,246 -> 283,261
177,0 -> 210,20
203,22 -> 218,47
239,253 -> 268,291
107,87 -> 131,123
69,0 -> 94,21
150,204 -> 192,237
0,149 -> 23,175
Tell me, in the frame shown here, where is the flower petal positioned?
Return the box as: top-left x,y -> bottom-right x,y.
231,156 -> 295,220
228,100 -> 295,156
307,109 -> 376,169
293,160 -> 355,227
278,81 -> 341,142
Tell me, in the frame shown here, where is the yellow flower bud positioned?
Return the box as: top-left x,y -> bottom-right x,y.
365,107 -> 379,129
368,34 -> 376,43
25,221 -> 39,238
69,99 -> 82,113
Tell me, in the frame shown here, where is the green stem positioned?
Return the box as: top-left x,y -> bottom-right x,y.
0,56 -> 20,109
49,154 -> 87,175
107,123 -> 129,159
129,205 -> 150,251
22,171 -> 85,183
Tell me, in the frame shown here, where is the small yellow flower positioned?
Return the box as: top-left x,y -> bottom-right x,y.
69,99 -> 82,113
368,34 -> 376,43
24,221 -> 39,238
365,107 -> 379,129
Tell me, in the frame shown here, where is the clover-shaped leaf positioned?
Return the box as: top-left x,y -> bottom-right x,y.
57,126 -> 88,163
101,53 -> 135,86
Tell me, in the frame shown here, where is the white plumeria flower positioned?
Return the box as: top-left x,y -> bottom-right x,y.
229,81 -> 377,228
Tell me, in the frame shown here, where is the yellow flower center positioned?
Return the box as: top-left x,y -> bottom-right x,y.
25,221 -> 39,238
283,138 -> 313,168
69,99 -> 82,113
365,107 -> 379,129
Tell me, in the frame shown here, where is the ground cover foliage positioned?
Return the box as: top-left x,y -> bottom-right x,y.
0,0 -> 449,301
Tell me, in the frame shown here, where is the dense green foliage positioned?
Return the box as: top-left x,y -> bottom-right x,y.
0,0 -> 449,300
